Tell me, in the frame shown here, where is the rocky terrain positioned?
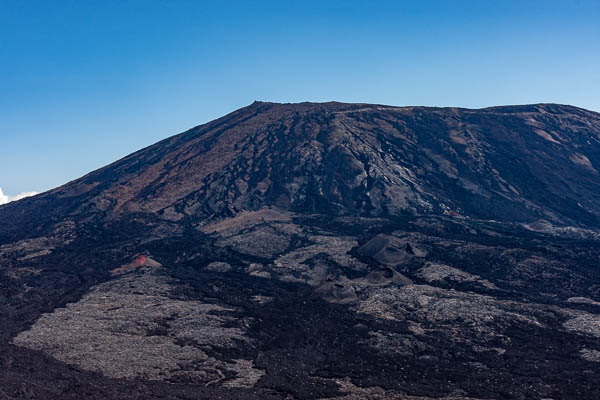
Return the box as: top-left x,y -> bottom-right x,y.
1,102 -> 599,399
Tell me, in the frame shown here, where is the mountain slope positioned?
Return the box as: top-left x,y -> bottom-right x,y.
3,101 -> 600,240
1,102 -> 600,399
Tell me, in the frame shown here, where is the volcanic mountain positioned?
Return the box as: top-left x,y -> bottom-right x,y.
1,102 -> 600,399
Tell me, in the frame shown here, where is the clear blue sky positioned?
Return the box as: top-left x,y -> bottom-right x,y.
1,0 -> 599,195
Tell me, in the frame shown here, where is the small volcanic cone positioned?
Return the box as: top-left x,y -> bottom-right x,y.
110,254 -> 162,275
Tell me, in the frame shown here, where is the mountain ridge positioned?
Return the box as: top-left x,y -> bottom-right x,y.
2,101 -> 600,240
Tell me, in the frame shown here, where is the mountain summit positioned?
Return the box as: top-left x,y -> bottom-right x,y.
1,102 -> 600,399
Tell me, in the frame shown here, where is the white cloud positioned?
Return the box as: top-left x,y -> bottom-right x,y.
0,187 -> 38,205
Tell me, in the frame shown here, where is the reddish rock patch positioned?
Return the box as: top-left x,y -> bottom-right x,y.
111,255 -> 162,275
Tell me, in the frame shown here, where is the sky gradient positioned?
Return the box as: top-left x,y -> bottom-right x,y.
1,0 -> 599,196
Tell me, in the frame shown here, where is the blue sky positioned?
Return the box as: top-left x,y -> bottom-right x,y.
1,0 -> 599,196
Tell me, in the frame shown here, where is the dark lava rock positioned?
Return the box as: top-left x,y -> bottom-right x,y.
1,102 -> 600,399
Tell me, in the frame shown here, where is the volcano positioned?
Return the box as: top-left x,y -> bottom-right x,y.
1,102 -> 600,399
